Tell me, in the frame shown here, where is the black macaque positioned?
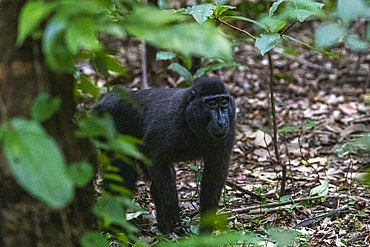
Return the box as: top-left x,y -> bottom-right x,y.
97,77 -> 236,234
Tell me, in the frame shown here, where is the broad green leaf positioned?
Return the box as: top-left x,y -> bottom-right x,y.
213,5 -> 235,18
80,231 -> 109,247
93,194 -> 139,234
76,112 -> 116,139
148,22 -> 232,60
65,17 -> 99,53
315,23 -> 346,48
337,0 -> 368,24
67,162 -> 94,187
345,35 -> 369,51
124,7 -> 232,60
168,63 -> 193,83
102,54 -> 128,77
189,4 -> 216,24
259,16 -> 286,33
156,51 -> 176,61
282,0 -> 324,22
3,119 -> 74,208
43,18 -> 75,72
108,135 -> 146,161
332,143 -> 351,157
309,180 -> 329,202
280,195 -> 292,203
194,68 -> 206,79
17,1 -> 58,45
293,9 -> 318,22
177,54 -> 192,70
124,6 -> 186,35
269,0 -> 285,17
92,53 -> 109,77
93,194 -> 126,226
31,93 -> 61,122
255,34 -> 281,56
267,228 -> 298,247
77,75 -> 101,99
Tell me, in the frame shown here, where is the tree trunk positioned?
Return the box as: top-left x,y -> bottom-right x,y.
0,1 -> 97,246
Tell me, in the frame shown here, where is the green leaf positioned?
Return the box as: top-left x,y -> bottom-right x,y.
102,54 -> 128,77
3,119 -> 74,208
302,120 -> 316,130
76,112 -> 117,139
278,126 -> 298,135
168,63 -> 193,83
108,135 -> 146,161
267,228 -> 298,247
189,4 -> 216,24
255,34 -> 281,56
156,51 -> 176,61
124,7 -> 232,60
67,162 -> 94,187
43,18 -> 75,72
337,0 -> 369,24
259,16 -> 286,33
315,23 -> 346,48
280,195 -> 292,203
77,75 -> 101,99
345,35 -> 369,51
93,194 -> 139,234
17,1 -> 58,45
65,17 -> 99,53
309,180 -> 329,202
80,231 -> 109,247
269,0 -> 285,17
31,93 -> 61,122
213,5 -> 235,18
282,0 -> 324,22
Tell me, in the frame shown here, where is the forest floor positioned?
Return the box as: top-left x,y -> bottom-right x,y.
94,21 -> 370,246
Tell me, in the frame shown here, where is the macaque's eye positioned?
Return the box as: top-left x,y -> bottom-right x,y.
208,101 -> 218,108
220,99 -> 229,107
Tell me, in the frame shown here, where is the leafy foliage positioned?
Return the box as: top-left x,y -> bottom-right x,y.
31,92 -> 61,122
2,118 -> 74,208
315,0 -> 370,50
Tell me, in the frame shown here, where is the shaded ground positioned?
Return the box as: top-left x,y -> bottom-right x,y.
116,30 -> 370,247
91,19 -> 370,246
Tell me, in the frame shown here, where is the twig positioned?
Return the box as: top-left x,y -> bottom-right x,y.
280,20 -> 297,35
225,180 -> 262,200
293,207 -> 349,229
141,40 -> 149,89
219,195 -> 326,215
267,51 -> 284,196
216,18 -> 256,40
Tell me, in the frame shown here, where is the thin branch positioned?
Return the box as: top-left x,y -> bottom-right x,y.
141,40 -> 149,89
218,195 -> 351,215
267,51 -> 284,196
225,180 -> 262,201
280,20 -> 297,35
216,18 -> 256,40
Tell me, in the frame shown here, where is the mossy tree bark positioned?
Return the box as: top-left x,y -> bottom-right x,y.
0,1 -> 97,246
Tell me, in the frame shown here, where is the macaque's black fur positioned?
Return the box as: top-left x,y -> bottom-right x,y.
97,77 -> 236,234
